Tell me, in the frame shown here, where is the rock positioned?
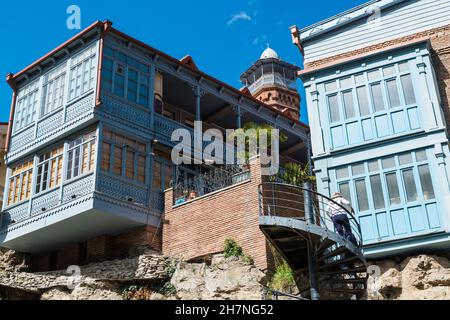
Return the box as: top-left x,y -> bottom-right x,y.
368,254 -> 450,300
172,255 -> 266,300
0,249 -> 29,272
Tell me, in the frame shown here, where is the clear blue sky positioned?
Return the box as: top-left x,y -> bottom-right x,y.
0,0 -> 365,124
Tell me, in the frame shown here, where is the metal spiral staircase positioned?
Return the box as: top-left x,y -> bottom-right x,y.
259,182 -> 368,300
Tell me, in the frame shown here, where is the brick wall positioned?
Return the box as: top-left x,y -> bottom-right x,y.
162,157 -> 273,271
113,225 -> 162,259
86,235 -> 114,263
57,244 -> 79,270
30,224 -> 163,271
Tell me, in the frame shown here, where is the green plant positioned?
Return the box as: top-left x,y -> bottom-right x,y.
229,122 -> 288,164
160,282 -> 176,296
165,263 -> 176,279
279,162 -> 316,186
121,285 -> 153,300
223,238 -> 243,258
243,254 -> 254,265
269,262 -> 296,292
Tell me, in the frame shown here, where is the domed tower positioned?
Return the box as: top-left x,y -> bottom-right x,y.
241,46 -> 301,119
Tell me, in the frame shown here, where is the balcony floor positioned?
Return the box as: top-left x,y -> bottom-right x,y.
0,193 -> 161,253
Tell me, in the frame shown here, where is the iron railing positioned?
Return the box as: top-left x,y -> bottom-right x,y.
172,164 -> 250,205
258,182 -> 363,248
262,287 -> 308,300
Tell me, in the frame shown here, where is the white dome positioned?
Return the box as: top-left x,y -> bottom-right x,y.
260,47 -> 280,60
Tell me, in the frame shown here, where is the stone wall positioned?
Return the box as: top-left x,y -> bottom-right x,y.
367,254 -> 450,300
31,225 -> 162,272
0,253 -> 267,300
163,157 -> 274,271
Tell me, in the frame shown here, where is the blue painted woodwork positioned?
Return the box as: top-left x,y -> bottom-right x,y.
303,39 -> 450,258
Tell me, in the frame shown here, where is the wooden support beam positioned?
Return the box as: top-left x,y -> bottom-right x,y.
281,141 -> 305,156
204,104 -> 232,123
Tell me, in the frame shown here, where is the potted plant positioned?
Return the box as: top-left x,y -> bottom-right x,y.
229,122 -> 288,173
279,162 -> 316,186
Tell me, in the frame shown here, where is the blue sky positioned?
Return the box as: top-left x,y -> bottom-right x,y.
0,0 -> 365,124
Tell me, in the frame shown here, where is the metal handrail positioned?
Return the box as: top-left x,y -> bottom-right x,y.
258,182 -> 363,248
262,287 -> 308,300
173,164 -> 250,205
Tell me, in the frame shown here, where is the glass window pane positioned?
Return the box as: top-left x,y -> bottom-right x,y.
356,87 -> 370,116
402,169 -> 418,202
339,182 -> 351,203
370,83 -> 385,112
355,179 -> 369,212
370,175 -> 386,210
368,70 -> 381,81
336,167 -> 349,180
342,91 -> 355,119
386,79 -> 401,108
328,95 -> 340,123
401,74 -> 416,105
416,150 -> 427,162
399,62 -> 409,73
355,74 -> 365,85
383,65 -> 396,77
399,153 -> 413,165
386,172 -> 401,205
352,164 -> 365,176
325,81 -> 337,92
418,165 -> 435,200
382,157 -> 396,169
340,77 -> 352,89
368,160 -> 379,172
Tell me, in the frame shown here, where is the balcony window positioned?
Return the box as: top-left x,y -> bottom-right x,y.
14,80 -> 39,132
101,129 -> 147,183
35,145 -> 64,194
68,46 -> 97,101
7,160 -> 33,206
42,63 -> 66,116
102,46 -> 152,108
322,60 -> 419,148
153,159 -> 174,191
66,131 -> 96,180
334,149 -> 435,212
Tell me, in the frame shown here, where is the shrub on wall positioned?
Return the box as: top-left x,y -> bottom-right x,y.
269,262 -> 296,292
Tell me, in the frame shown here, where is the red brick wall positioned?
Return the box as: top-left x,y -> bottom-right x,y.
57,244 -> 79,269
430,31 -> 450,131
113,225 -> 162,259
87,235 -> 114,263
162,157 -> 273,271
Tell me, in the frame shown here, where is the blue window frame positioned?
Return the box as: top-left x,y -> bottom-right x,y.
102,46 -> 151,108
333,149 -> 440,244
323,60 -> 420,149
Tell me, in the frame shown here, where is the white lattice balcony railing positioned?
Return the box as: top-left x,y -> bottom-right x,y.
0,173 -> 95,229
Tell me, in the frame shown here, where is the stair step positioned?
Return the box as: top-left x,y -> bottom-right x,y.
317,246 -> 348,263
316,238 -> 335,254
329,288 -> 366,295
326,277 -> 368,285
318,256 -> 360,270
320,265 -> 367,276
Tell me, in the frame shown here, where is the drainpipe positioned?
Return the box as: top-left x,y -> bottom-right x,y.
5,74 -> 17,155
95,20 -> 113,107
289,25 -> 304,56
304,181 -> 320,300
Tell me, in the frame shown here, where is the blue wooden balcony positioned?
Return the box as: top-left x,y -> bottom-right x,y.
0,169 -> 164,253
